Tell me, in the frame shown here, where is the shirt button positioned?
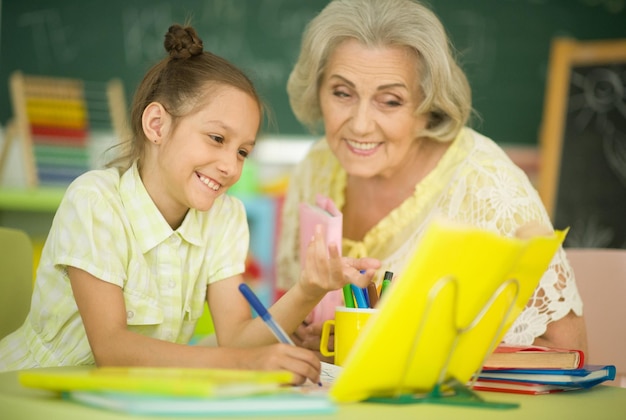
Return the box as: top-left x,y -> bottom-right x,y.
126,310 -> 134,319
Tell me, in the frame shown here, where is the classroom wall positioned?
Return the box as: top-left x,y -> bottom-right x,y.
0,0 -> 625,145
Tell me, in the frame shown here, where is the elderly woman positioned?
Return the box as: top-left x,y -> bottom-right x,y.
276,0 -> 587,359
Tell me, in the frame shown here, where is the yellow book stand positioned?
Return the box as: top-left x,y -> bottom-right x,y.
329,220 -> 567,408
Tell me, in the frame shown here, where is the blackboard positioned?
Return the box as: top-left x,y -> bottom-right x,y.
1,0 -> 626,143
539,38 -> 626,249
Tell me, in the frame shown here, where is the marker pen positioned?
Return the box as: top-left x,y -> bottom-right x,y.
380,270 -> 393,297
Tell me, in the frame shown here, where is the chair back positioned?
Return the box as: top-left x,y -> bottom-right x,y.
0,227 -> 33,339
567,248 -> 626,387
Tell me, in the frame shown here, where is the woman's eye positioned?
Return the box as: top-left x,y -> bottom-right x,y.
332,89 -> 350,98
380,94 -> 403,107
385,99 -> 402,107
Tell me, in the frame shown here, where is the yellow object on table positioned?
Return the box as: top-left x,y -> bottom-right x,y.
330,219 -> 567,403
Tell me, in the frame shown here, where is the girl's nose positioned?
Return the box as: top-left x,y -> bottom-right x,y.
216,150 -> 239,177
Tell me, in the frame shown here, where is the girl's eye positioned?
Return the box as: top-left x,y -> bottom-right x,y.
210,135 -> 224,144
238,149 -> 249,158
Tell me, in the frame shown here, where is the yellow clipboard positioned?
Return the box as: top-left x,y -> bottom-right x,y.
19,366 -> 294,398
330,219 -> 567,403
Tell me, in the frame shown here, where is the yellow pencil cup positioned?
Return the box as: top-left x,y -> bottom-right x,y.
320,307 -> 378,366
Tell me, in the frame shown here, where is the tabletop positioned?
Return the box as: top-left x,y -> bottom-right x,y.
1,367 -> 625,420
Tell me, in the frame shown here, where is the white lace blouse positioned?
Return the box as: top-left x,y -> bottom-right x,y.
275,127 -> 583,345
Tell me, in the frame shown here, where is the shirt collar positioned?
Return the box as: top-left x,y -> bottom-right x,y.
177,208 -> 204,247
120,162 -> 204,253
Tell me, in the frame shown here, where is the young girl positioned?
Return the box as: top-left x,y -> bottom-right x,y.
0,24 -> 380,384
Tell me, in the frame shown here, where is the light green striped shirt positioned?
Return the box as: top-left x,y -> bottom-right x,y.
0,163 -> 248,371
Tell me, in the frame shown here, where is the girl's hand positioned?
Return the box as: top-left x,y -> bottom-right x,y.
239,344 -> 322,385
299,225 -> 381,298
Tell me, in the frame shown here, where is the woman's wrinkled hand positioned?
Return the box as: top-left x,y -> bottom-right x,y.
292,313 -> 335,363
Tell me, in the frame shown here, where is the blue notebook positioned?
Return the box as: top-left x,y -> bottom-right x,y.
64,390 -> 336,416
478,364 -> 616,388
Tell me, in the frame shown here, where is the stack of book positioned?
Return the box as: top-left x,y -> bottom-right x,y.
19,366 -> 336,416
472,345 -> 616,394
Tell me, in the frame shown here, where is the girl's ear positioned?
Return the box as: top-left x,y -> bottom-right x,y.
142,102 -> 170,144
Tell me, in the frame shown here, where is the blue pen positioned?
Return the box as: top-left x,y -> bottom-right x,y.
350,284 -> 368,308
359,270 -> 370,307
238,283 -> 295,345
362,287 -> 370,308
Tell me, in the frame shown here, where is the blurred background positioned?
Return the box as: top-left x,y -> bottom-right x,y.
0,0 -> 625,331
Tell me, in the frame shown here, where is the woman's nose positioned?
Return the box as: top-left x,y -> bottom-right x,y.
350,101 -> 374,135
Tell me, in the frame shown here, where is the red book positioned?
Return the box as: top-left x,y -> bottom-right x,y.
472,378 -> 578,395
483,345 -> 584,369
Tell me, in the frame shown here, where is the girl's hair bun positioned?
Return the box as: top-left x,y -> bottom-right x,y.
164,24 -> 203,59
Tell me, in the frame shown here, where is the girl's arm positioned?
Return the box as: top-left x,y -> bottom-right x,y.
210,225 -> 380,348
68,266 -> 321,384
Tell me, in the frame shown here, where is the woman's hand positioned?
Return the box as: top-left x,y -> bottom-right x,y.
292,312 -> 335,363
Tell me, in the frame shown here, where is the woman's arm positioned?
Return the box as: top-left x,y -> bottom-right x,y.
515,222 -> 588,353
533,311 -> 588,354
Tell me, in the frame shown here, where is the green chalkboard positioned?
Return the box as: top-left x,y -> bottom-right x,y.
538,38 -> 626,249
1,0 -> 625,143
